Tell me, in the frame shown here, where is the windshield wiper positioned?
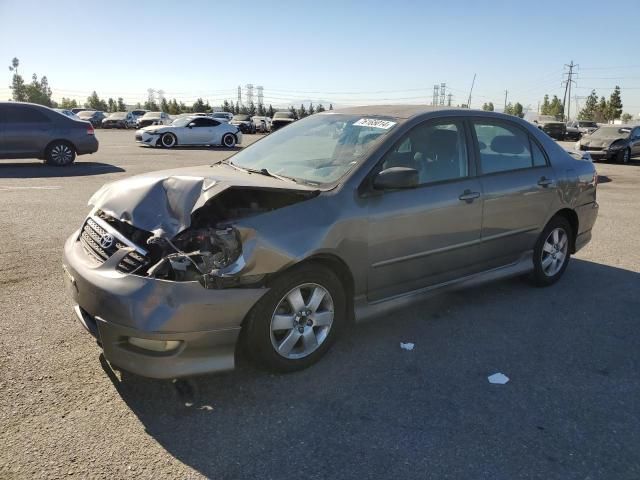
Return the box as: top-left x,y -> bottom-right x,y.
223,160 -> 297,183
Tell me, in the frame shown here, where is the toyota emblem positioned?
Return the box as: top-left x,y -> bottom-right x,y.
99,233 -> 114,249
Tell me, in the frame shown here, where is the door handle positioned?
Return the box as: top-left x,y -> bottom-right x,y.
458,190 -> 481,203
537,177 -> 553,187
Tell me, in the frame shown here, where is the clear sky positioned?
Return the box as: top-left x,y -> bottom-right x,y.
1,0 -> 639,116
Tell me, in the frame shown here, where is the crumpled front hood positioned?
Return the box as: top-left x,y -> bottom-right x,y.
88,163 -> 317,238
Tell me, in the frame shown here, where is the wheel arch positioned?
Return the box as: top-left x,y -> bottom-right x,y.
259,253 -> 356,323
550,208 -> 579,253
43,138 -> 76,157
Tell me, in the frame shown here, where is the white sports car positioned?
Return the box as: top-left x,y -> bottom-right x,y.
135,116 -> 243,148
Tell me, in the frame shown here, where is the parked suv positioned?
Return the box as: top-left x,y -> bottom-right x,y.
62,107 -> 598,378
565,120 -> 598,140
271,111 -> 297,131
0,102 -> 99,165
532,115 -> 566,140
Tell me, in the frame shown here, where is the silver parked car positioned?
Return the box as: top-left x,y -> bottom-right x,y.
62,106 -> 598,378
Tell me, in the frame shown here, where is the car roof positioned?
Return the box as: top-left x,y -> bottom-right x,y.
332,104 -> 464,120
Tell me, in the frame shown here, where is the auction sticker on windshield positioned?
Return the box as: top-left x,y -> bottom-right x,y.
353,118 -> 397,129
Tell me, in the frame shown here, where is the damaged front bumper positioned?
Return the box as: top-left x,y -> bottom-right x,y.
62,232 -> 268,378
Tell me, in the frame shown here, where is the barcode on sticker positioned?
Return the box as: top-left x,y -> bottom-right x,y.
353,118 -> 396,129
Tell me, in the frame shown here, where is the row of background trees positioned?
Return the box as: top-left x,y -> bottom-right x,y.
481,101 -> 525,118
480,85 -> 633,124
7,57 -> 333,120
7,57 -> 635,123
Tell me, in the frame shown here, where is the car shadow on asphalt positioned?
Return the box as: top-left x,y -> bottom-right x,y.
101,258 -> 640,478
0,161 -> 125,178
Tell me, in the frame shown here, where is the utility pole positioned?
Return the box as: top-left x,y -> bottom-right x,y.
467,73 -> 476,108
562,61 -> 578,121
504,90 -> 508,112
447,93 -> 453,107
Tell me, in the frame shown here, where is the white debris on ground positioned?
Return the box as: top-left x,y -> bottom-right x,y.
400,342 -> 415,351
487,373 -> 510,384
200,405 -> 213,411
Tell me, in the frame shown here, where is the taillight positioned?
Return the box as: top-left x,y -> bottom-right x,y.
87,125 -> 95,135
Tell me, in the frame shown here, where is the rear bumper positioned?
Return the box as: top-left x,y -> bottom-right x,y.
574,201 -> 598,252
62,231 -> 268,378
76,137 -> 99,155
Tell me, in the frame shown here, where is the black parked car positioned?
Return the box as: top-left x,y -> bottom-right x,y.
271,111 -> 297,131
565,120 -> 598,140
77,110 -> 107,128
0,102 -> 99,165
533,115 -> 566,140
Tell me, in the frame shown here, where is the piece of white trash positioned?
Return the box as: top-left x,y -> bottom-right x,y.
400,342 -> 415,351
487,373 -> 510,384
199,405 -> 213,411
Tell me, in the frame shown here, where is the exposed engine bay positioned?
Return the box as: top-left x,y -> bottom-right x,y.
92,186 -> 317,287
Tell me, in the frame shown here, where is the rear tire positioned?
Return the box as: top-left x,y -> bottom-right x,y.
530,216 -> 572,287
160,132 -> 177,148
45,141 -> 76,166
243,263 -> 346,373
222,133 -> 236,148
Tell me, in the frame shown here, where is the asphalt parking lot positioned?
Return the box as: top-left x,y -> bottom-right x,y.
1,131 -> 639,479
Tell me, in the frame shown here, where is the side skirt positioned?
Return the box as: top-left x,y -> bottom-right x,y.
353,251 -> 534,323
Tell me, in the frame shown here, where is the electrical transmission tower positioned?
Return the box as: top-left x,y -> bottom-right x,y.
439,83 -> 446,106
147,88 -> 155,106
447,93 -> 453,107
245,84 -> 254,105
257,85 -> 264,106
237,86 -> 242,106
562,61 -> 578,121
432,85 -> 439,105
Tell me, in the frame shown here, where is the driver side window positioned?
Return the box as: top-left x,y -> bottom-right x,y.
381,120 -> 469,185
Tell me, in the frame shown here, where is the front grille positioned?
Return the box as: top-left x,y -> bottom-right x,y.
79,217 -> 149,274
582,145 -> 603,151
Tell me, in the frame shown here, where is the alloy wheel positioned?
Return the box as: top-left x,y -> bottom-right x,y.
541,227 -> 568,277
269,283 -> 334,359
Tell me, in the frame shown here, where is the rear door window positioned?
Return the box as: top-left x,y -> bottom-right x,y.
5,105 -> 50,123
472,121 -> 541,174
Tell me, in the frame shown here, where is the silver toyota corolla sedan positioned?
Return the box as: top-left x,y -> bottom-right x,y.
62,106 -> 599,378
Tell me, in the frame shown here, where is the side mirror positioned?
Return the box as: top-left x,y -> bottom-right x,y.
373,167 -> 419,190
188,123 -> 194,128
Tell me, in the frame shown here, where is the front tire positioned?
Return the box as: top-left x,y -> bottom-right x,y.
222,133 -> 236,148
45,142 -> 76,166
530,216 -> 572,287
243,263 -> 346,372
160,132 -> 177,148
617,148 -> 631,164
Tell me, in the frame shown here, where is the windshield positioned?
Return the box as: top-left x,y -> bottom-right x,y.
578,121 -> 597,127
590,126 -> 630,138
142,112 -> 161,119
274,112 -> 293,119
171,117 -> 193,127
233,114 -> 250,121
108,112 -> 127,119
229,114 -> 398,185
78,111 -> 95,118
